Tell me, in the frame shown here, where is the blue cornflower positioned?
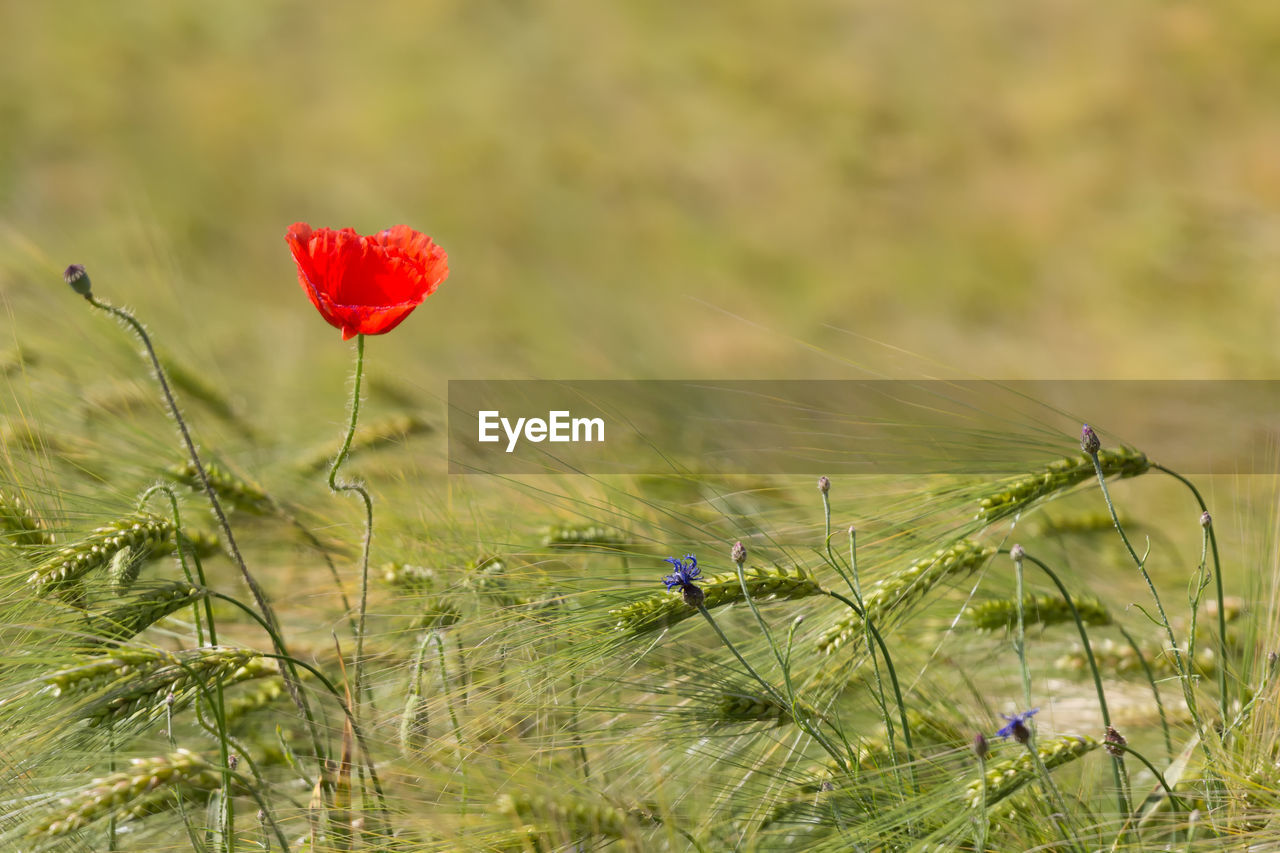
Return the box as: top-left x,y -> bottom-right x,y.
995,708 -> 1039,744
662,554 -> 705,608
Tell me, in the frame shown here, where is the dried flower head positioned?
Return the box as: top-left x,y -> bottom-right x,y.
1081,424 -> 1101,455
1104,725 -> 1126,757
662,554 -> 704,608
996,708 -> 1039,744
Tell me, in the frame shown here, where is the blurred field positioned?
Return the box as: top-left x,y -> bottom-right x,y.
3,0 -> 1279,397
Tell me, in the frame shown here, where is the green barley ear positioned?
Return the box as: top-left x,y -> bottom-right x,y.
966,734 -> 1098,808
542,523 -> 629,549
24,748 -> 245,838
223,678 -> 286,728
80,581 -> 210,645
977,447 -> 1149,522
710,687 -> 823,727
817,539 -> 995,654
496,791 -> 660,844
382,561 -> 437,590
611,563 -> 825,635
45,646 -> 273,727
399,631 -> 434,754
166,459 -> 274,515
28,513 -> 173,596
968,594 -> 1112,632
0,488 -> 52,546
297,412 -> 433,472
107,546 -> 143,594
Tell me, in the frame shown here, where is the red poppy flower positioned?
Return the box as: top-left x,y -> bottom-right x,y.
286,222 -> 449,340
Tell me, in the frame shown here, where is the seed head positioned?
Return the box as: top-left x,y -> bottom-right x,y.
1080,424 -> 1101,455
64,264 -> 92,297
731,541 -> 746,565
1104,725 -> 1126,758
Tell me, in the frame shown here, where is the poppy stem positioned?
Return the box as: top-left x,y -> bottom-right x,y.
329,334 -> 375,716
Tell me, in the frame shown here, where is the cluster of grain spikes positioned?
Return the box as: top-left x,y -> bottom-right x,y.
22,748 -> 250,839
0,488 -> 52,546
27,512 -> 173,596
497,790 -> 662,847
976,447 -> 1149,521
967,593 -> 1111,633
611,563 -> 825,635
818,539 -> 995,654
166,459 -> 274,515
44,646 -> 273,727
966,734 -> 1098,808
77,581 -> 211,646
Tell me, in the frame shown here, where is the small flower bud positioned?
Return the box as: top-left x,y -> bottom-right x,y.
682,584 -> 705,609
1200,511 -> 1212,529
731,541 -> 746,565
1104,725 -> 1126,758
64,264 -> 92,297
1080,424 -> 1101,455
1009,544 -> 1025,562
972,732 -> 989,761
817,475 -> 830,494
228,754 -> 239,771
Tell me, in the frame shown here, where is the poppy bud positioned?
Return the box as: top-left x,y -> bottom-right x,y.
1081,424 -> 1101,455
64,264 -> 91,297
818,476 -> 831,495
731,541 -> 746,565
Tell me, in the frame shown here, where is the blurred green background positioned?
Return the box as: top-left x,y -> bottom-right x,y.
2,0 -> 1278,407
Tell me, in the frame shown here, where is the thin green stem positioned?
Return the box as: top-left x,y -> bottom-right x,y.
1012,550 -> 1033,713
435,631 -> 468,818
1024,736 -> 1086,853
328,334 -> 375,713
1017,550 -> 1131,819
694,604 -> 849,771
83,294 -> 320,763
1116,625 -> 1174,760
822,590 -> 915,764
1151,462 -> 1229,719
1087,452 -> 1196,711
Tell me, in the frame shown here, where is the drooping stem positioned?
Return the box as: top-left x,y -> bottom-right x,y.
82,293 -> 321,762
1151,462 -> 1230,719
1017,549 -> 1131,820
328,334 -> 375,712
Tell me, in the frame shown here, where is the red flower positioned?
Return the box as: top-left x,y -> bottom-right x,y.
286,223 -> 449,340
